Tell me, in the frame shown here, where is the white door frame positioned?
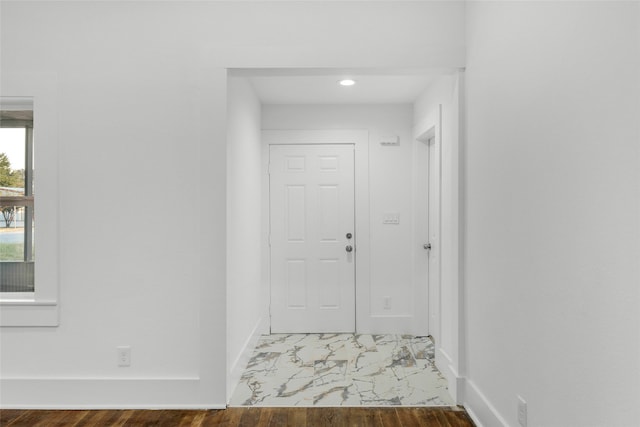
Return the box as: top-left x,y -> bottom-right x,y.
414,119 -> 441,342
427,132 -> 442,343
230,68 -> 466,406
261,130 -> 370,332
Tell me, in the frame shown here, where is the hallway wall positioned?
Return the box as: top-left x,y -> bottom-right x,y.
226,77 -> 266,400
464,2 -> 640,426
0,0 -> 465,408
413,74 -> 464,401
262,104 -> 423,334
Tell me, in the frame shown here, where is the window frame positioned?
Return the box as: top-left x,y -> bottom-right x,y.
1,73 -> 59,327
1,117 -> 34,266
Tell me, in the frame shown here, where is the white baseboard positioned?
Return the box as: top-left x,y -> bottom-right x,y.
360,315 -> 419,335
435,348 -> 462,405
0,378 -> 225,409
0,403 -> 227,410
430,352 -> 509,427
442,365 -> 461,404
463,379 -> 509,427
227,316 -> 267,402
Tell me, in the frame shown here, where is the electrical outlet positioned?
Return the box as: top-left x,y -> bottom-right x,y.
117,346 -> 131,367
383,296 -> 391,310
517,395 -> 527,427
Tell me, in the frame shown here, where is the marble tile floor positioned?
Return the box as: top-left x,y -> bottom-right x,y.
229,334 -> 455,407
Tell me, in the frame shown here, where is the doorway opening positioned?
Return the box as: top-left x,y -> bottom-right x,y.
226,68 -> 464,406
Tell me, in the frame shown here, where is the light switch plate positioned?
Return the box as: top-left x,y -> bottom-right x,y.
383,213 -> 400,224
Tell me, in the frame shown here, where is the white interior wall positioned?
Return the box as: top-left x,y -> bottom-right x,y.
226,77 -> 266,401
464,2 -> 640,426
413,74 -> 464,402
262,104 -> 426,334
0,0 -> 465,408
2,0 -> 637,421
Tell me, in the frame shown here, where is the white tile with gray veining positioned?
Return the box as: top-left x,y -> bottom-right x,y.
229,334 -> 454,407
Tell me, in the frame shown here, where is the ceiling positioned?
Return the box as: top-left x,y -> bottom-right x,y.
231,69 -> 441,105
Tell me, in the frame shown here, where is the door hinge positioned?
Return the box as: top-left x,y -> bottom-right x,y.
268,234 -> 272,246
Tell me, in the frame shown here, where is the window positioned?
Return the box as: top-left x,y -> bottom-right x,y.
1,77 -> 59,326
1,108 -> 35,294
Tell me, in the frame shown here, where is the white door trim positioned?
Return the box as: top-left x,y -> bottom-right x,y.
427,127 -> 442,343
261,130 -> 370,333
414,117 -> 442,341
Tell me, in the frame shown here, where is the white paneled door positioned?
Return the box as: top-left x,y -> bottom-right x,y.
269,144 -> 355,333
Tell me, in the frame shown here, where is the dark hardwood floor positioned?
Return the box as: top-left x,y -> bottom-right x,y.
0,407 -> 475,426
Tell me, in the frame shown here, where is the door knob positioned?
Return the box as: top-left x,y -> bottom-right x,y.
423,243 -> 432,250
346,233 -> 353,239
345,245 -> 353,253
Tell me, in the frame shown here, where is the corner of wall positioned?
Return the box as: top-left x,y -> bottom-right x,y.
225,74 -> 265,403
226,315 -> 268,402
462,379 -> 509,427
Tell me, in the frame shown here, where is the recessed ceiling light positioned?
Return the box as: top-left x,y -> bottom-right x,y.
338,79 -> 356,86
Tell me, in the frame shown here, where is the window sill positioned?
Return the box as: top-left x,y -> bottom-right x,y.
0,292 -> 36,301
1,297 -> 58,327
